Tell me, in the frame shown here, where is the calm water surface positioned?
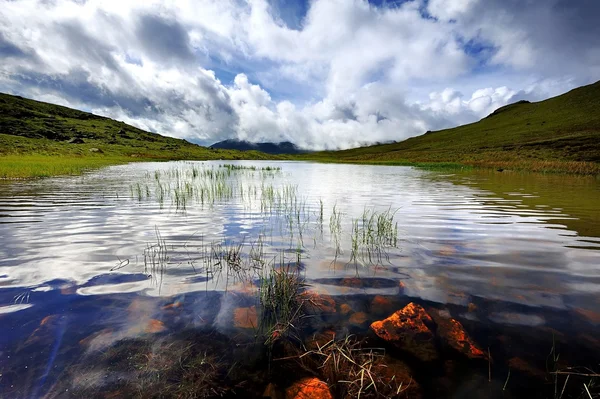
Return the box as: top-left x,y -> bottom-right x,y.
1,161 -> 599,397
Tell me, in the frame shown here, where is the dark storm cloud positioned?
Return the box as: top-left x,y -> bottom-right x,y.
13,68 -> 157,117
56,21 -> 121,72
0,33 -> 27,58
135,14 -> 195,64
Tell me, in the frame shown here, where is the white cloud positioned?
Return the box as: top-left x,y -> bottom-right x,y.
0,0 -> 598,149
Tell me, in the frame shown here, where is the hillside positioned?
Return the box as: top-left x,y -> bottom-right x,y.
305,81 -> 600,174
210,139 -> 308,154
0,93 -> 278,177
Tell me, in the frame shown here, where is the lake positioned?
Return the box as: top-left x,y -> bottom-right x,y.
1,161 -> 599,398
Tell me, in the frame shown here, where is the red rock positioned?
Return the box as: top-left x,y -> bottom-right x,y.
429,310 -> 485,359
233,306 -> 258,329
349,312 -> 368,326
371,295 -> 393,314
285,377 -> 333,399
370,303 -> 438,362
301,291 -> 336,314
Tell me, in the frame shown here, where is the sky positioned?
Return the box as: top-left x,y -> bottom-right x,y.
1,0 -> 599,150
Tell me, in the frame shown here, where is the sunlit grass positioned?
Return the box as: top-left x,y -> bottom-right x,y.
0,154 -> 133,179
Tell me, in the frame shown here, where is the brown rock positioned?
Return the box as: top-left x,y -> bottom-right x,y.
429,310 -> 485,359
233,306 -> 258,329
508,357 -> 545,378
263,382 -> 283,398
349,312 -> 368,326
339,303 -> 353,315
370,303 -> 438,362
340,277 -> 362,288
144,319 -> 167,333
371,295 -> 393,315
162,301 -> 183,310
301,291 -> 336,314
285,377 -> 333,399
376,356 -> 422,398
398,281 -> 407,293
306,330 -> 337,351
467,303 -> 477,313
79,328 -> 114,349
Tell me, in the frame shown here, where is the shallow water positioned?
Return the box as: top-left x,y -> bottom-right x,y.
1,161 -> 599,397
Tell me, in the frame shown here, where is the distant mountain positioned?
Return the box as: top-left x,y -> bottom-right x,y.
210,139 -> 308,155
305,80 -> 600,174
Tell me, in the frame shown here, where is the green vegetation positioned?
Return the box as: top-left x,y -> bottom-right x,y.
0,93 -> 280,179
302,81 -> 600,175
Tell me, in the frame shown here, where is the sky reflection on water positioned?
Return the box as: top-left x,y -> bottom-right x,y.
1,161 -> 599,332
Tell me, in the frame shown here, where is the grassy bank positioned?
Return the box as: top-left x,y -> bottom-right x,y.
0,93 -> 282,178
0,154 -> 137,179
300,81 -> 600,175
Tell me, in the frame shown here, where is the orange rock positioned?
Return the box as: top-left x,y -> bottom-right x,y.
429,310 -> 485,359
301,291 -> 336,314
370,303 -> 438,362
233,306 -> 258,329
285,377 -> 333,399
339,303 -> 353,315
371,295 -> 393,314
349,312 -> 368,326
144,319 -> 167,333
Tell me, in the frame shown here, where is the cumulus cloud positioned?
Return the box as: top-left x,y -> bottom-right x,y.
0,0 -> 598,149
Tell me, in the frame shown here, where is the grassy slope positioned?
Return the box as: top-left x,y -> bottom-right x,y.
303,81 -> 600,174
0,93 -> 280,178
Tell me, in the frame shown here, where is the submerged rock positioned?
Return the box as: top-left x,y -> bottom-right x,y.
339,303 -> 353,315
376,356 -> 422,399
233,306 -> 258,329
144,319 -> 167,333
285,377 -> 333,399
371,295 -> 393,315
508,357 -> 545,378
301,291 -> 336,314
349,312 -> 368,326
429,309 -> 485,359
263,382 -> 283,398
370,302 -> 438,362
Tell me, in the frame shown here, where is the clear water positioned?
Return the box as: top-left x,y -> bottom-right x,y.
1,161 -> 599,397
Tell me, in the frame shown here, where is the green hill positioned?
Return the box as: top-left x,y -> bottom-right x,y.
305,80 -> 600,174
0,93 -> 278,178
